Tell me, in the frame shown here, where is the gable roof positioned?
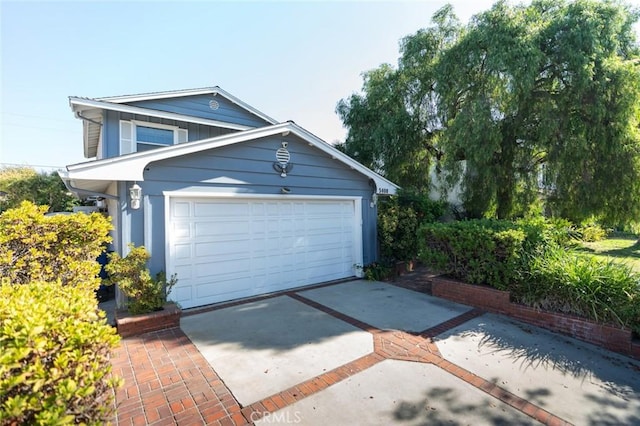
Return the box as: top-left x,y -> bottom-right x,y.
59,121 -> 399,196
69,86 -> 277,158
95,86 -> 278,125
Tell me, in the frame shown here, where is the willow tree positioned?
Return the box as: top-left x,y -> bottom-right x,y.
338,0 -> 640,224
336,5 -> 461,191
437,0 -> 640,221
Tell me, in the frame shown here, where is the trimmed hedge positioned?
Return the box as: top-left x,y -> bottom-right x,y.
378,191 -> 446,263
418,219 -> 528,290
0,201 -> 112,290
0,202 -> 121,424
0,281 -> 121,424
419,218 -> 640,333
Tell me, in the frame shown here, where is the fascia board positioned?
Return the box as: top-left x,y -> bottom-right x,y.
64,123 -> 294,182
210,87 -> 278,124
96,87 -> 217,103
69,97 -> 253,131
287,124 -> 400,195
94,86 -> 278,125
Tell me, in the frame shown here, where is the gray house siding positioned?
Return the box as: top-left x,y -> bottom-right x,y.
121,134 -> 378,276
102,111 -> 238,158
127,94 -> 270,128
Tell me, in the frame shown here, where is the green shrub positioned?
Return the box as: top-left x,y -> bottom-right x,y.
378,191 -> 446,262
514,216 -> 577,249
620,294 -> 640,335
378,201 -> 419,262
0,281 -> 121,424
418,219 -> 526,290
360,262 -> 393,281
576,223 -> 608,242
514,246 -> 640,332
0,201 -> 112,291
105,245 -> 177,315
419,217 -> 640,333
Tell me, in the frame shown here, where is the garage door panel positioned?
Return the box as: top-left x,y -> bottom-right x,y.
194,239 -> 251,258
174,244 -> 192,260
173,222 -> 191,238
172,201 -> 191,217
174,265 -> 193,279
173,286 -> 192,303
194,201 -> 249,217
194,257 -> 251,278
307,248 -> 345,264
168,197 -> 359,309
195,279 -> 251,300
194,220 -> 251,237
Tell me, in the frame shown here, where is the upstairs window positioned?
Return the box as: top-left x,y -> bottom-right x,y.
136,125 -> 174,150
120,120 -> 188,154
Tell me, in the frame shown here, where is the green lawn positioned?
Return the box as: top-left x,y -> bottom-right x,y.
577,232 -> 640,272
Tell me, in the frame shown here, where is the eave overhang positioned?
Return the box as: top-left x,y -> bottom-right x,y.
60,122 -> 399,196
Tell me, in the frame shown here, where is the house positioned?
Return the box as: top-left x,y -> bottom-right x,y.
59,87 -> 399,309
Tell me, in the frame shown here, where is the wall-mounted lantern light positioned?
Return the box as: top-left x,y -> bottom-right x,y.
370,192 -> 378,208
129,183 -> 142,210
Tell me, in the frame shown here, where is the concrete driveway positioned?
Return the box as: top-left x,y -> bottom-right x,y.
177,280 -> 640,425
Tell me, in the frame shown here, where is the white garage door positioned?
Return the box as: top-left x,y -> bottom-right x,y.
167,197 -> 361,309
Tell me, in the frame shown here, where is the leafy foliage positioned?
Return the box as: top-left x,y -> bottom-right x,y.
515,246 -> 640,333
338,1 -> 640,225
0,201 -> 112,291
105,245 -> 177,315
0,167 -> 78,213
378,191 -> 446,262
419,220 -> 528,290
336,5 -> 461,191
359,262 -> 393,281
0,281 -> 121,425
419,218 -> 640,332
575,223 -> 608,242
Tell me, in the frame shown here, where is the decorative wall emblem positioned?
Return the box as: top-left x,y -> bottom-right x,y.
273,141 -> 293,177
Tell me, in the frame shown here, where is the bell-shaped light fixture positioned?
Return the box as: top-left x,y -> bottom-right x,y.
129,183 -> 142,210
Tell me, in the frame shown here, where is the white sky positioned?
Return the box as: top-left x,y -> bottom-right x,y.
1,0 -> 638,170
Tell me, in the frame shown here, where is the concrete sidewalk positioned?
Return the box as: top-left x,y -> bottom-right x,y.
112,279 -> 640,425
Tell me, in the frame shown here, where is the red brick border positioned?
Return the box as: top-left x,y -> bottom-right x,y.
431,276 -> 639,360
244,353 -> 385,423
115,303 -> 182,338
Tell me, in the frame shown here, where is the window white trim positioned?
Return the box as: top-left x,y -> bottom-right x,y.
132,120 -> 180,146
120,120 -> 188,154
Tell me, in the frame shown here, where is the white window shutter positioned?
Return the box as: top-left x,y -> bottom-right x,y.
177,128 -> 188,144
120,121 -> 135,154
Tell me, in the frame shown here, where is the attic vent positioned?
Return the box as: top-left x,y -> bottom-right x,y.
276,147 -> 290,164
209,100 -> 220,110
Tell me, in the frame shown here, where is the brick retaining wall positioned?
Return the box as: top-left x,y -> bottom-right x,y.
115,303 -> 181,338
431,276 -> 640,360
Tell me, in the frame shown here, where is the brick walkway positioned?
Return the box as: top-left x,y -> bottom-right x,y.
110,271 -> 572,425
